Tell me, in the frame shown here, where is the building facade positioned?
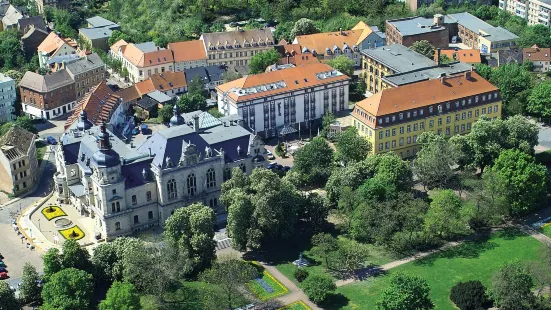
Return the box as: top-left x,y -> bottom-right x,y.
37,32 -> 78,69
19,71 -> 77,119
386,15 -> 450,49
64,53 -> 106,100
352,71 -> 502,158
0,73 -> 16,123
135,71 -> 188,98
406,0 -> 491,11
110,41 -> 174,83
168,40 -> 208,71
523,45 -> 551,71
499,0 -> 551,27
0,125 -> 38,196
200,28 -> 275,68
216,63 -> 350,138
54,107 -> 266,240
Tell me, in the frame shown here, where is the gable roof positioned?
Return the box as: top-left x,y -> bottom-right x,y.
110,39 -> 128,54
0,125 -> 35,161
168,40 -> 208,62
65,53 -> 104,76
21,25 -> 48,40
355,71 -> 497,117
19,70 -> 74,92
1,4 -> 22,27
115,84 -> 141,102
17,16 -> 46,32
65,81 -> 121,129
200,28 -> 274,49
523,45 -> 551,62
294,30 -> 363,56
437,49 -> 481,63
86,16 -> 117,28
37,32 -> 76,55
135,71 -> 187,96
185,65 -> 226,85
216,63 -> 349,103
119,42 -> 174,67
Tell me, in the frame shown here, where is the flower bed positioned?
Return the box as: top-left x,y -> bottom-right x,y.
278,301 -> 311,310
58,226 -> 85,240
41,206 -> 66,221
247,262 -> 289,301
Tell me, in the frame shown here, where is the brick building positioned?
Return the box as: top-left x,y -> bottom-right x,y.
19,70 -> 76,119
386,14 -> 449,49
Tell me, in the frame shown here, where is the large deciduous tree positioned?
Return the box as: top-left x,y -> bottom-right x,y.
527,81 -> 551,123
0,281 -> 19,310
99,281 -> 141,310
61,239 -> 93,273
490,262 -> 536,310
41,268 -> 94,310
410,40 -> 435,59
449,280 -> 489,310
293,137 -> 334,187
200,255 -> 257,310
311,233 -> 339,268
488,64 -> 533,115
424,190 -> 472,238
19,262 -> 42,305
42,248 -> 62,282
335,127 -> 371,165
302,274 -> 336,304
290,18 -> 319,39
248,49 -> 281,74
376,272 -> 434,310
489,149 -> 549,215
326,55 -> 355,77
413,132 -> 456,190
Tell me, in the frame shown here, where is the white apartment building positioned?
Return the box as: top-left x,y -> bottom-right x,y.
0,73 -> 16,122
500,0 -> 551,27
216,63 -> 350,138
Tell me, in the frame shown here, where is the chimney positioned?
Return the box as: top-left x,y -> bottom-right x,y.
339,28 -> 343,35
433,14 -> 444,27
436,48 -> 441,66
287,54 -> 290,64
464,71 -> 472,80
193,114 -> 199,132
440,76 -> 446,84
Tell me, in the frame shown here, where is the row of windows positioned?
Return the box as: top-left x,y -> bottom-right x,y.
12,160 -> 26,171
377,123 -> 475,151
114,211 -> 155,230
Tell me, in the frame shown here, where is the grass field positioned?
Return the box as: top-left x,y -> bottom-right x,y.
279,301 -> 311,309
329,228 -> 546,310
538,223 -> 551,238
247,267 -> 289,301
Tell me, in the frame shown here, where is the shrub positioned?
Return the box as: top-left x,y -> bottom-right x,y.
302,274 -> 335,304
294,268 -> 309,282
450,280 -> 489,310
275,143 -> 286,158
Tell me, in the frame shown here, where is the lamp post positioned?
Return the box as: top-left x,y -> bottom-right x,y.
38,218 -> 41,231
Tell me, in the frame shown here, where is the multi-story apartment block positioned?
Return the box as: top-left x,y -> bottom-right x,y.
19,70 -> 77,120
293,22 -> 386,68
361,44 -> 471,94
110,41 -> 174,83
352,70 -> 501,158
386,14 -> 450,49
523,45 -> 551,71
37,32 -> 78,69
0,73 -> 16,123
168,40 -> 208,71
500,0 -> 551,27
216,63 -> 350,138
54,105 -> 266,240
0,125 -> 38,196
406,0 -> 491,11
200,28 -> 275,68
63,53 -> 106,100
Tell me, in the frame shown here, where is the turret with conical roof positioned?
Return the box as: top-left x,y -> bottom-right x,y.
92,122 -> 120,168
169,104 -> 185,127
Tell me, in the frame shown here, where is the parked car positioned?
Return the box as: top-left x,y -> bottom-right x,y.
46,136 -> 57,145
0,262 -> 6,267
266,150 -> 275,160
275,164 -> 283,171
0,267 -> 7,273
229,22 -> 237,27
267,162 -> 277,169
0,272 -> 8,279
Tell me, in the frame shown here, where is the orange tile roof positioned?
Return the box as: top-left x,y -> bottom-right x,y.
135,71 -> 187,96
523,46 -> 551,62
293,22 -> 371,56
168,40 -> 207,63
116,84 -> 141,102
120,43 -> 174,68
355,71 -> 498,117
437,49 -> 481,63
110,39 -> 128,54
37,32 -> 76,55
275,44 -> 320,66
216,63 -> 349,103
65,81 -> 122,129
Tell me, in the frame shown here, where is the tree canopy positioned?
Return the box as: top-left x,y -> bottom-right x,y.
290,18 -> 319,39
377,272 -> 434,310
326,55 -> 355,77
410,40 -> 435,59
293,136 -> 335,187
249,49 -> 281,74
99,281 -> 141,310
335,127 -> 371,165
41,268 -> 94,310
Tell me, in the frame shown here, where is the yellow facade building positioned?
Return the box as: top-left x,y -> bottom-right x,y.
352,71 -> 501,158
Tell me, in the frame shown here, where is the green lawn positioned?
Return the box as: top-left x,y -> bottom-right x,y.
330,228 -> 546,310
538,223 -> 551,238
247,267 -> 289,301
279,301 -> 311,309
36,142 -> 47,165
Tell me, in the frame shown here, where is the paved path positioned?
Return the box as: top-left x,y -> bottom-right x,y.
257,262 -> 320,310
335,240 -> 462,287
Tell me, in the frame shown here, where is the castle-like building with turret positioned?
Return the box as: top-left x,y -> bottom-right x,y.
53,105 -> 266,240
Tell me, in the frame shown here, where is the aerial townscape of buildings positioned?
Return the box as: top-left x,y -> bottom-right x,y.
4,0 -> 551,308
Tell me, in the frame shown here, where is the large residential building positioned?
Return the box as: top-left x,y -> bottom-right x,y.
361,44 -> 471,94
386,15 -> 450,49
0,125 -> 38,196
37,32 -> 78,69
54,105 -> 266,240
406,0 -> 491,11
79,16 -> 121,51
63,53 -> 106,100
19,70 -> 76,119
352,70 -> 501,158
499,0 -> 551,27
216,63 -> 350,138
110,41 -> 174,83
0,73 -> 16,123
200,28 -> 274,69
293,22 -> 386,68
386,13 -> 519,53
523,45 -> 551,71
168,40 -> 208,71
135,71 -> 188,98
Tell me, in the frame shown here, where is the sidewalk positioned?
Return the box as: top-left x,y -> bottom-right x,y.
17,192 -> 59,253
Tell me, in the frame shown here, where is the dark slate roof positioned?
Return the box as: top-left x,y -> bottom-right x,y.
17,16 -> 46,32
121,159 -> 154,189
184,65 -> 226,85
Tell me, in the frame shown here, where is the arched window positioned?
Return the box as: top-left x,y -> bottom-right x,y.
206,169 -> 216,188
115,222 -> 121,230
187,174 -> 196,196
239,163 -> 246,173
167,179 -> 177,199
223,167 -> 232,181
